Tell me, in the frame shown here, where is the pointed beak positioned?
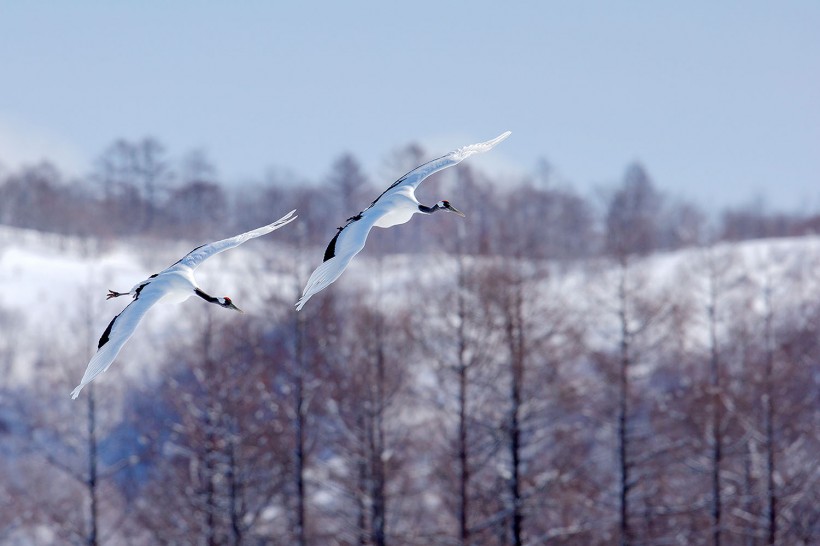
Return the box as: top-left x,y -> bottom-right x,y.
227,301 -> 244,313
447,204 -> 466,218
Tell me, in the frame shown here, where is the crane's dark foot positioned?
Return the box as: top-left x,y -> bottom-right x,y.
107,290 -> 125,300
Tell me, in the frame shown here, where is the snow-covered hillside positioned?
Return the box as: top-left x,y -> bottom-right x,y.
0,226 -> 301,387
3,225 -> 820,389
2,225 -> 819,545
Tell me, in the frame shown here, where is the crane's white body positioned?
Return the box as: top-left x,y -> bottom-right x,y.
296,131 -> 511,311
128,269 -> 196,304
71,210 -> 297,399
371,191 -> 423,228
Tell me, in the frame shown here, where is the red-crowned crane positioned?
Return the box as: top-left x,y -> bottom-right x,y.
71,210 -> 297,399
296,131 -> 510,311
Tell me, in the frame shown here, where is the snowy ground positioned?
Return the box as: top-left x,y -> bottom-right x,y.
3,224 -> 820,390
0,226 -> 298,387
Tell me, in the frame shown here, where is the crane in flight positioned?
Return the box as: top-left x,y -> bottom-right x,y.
71,210 -> 297,399
296,131 -> 510,311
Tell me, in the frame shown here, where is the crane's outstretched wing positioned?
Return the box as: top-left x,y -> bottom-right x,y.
295,214 -> 376,311
71,285 -> 166,399
173,209 -> 297,271
364,131 -> 511,212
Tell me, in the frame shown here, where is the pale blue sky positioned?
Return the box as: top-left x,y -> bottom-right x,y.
1,2 -> 818,210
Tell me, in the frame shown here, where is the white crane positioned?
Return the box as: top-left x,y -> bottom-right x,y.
296,131 -> 510,311
71,210 -> 297,399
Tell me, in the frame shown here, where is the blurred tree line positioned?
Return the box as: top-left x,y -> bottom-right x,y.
0,137 -> 818,545
2,136 -> 819,254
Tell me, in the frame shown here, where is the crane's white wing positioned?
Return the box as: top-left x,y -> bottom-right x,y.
70,285 -> 166,399
295,214 -> 376,311
364,131 -> 511,210
173,209 -> 297,271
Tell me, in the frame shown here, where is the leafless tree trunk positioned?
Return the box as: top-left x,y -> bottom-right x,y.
286,219 -> 314,546
80,295 -> 103,546
368,316 -> 388,546
762,282 -> 777,546
705,251 -> 724,546
455,254 -> 471,546
227,439 -> 242,546
293,311 -> 308,546
616,262 -> 633,546
480,261 -> 529,546
504,272 -> 525,546
355,412 -> 369,546
449,225 -> 475,546
84,386 -> 99,546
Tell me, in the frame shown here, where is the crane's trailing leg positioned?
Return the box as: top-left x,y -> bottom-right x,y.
106,290 -> 128,299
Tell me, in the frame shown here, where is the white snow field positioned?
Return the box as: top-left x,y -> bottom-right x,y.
2,224 -> 820,391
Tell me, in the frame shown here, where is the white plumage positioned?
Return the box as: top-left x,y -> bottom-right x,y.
296,131 -> 511,311
71,210 -> 297,399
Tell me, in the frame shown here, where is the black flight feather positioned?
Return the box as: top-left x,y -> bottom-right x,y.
323,229 -> 342,262
98,314 -> 119,349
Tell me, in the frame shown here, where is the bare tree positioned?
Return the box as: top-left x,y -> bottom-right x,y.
605,162 -> 662,258
131,137 -> 170,232
165,180 -> 227,239
259,240 -> 340,546
500,181 -> 596,260
326,153 -> 372,218
691,245 -> 747,546
0,161 -> 92,235
162,149 -> 225,239
127,310 -> 292,544
13,314 -> 135,544
412,235 -> 504,545
92,137 -> 170,234
315,293 -> 416,546
586,255 -> 679,545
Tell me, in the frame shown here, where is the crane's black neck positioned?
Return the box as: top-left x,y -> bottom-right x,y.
418,203 -> 440,214
194,287 -> 220,305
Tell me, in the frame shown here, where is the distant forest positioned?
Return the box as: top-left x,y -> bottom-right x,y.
0,137 -> 818,546
2,136 -> 819,254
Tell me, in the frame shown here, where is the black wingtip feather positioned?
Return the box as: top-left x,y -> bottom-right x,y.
323,230 -> 341,262
98,314 -> 119,349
